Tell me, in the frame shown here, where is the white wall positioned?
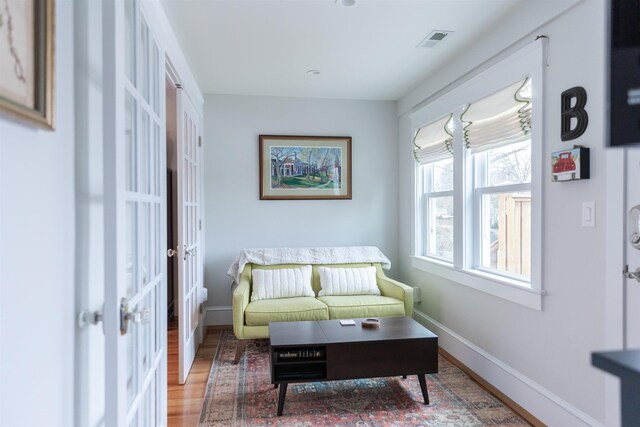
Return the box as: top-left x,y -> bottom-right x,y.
398,0 -> 610,425
203,94 -> 398,323
0,0 -> 76,425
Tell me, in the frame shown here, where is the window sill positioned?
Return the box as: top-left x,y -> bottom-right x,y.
411,256 -> 543,311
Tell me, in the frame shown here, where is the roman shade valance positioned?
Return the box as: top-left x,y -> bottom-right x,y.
461,77 -> 531,153
413,114 -> 453,164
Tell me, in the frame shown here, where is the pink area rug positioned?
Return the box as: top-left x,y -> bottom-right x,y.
199,331 -> 529,426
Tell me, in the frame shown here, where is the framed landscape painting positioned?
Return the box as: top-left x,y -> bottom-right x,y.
0,0 -> 55,129
259,135 -> 352,200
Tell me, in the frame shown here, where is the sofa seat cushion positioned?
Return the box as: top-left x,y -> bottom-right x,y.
245,297 -> 329,326
317,295 -> 405,319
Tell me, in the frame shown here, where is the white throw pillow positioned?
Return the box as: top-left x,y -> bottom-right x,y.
251,265 -> 314,301
317,266 -> 380,296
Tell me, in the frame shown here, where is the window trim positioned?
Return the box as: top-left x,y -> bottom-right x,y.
409,38 -> 545,310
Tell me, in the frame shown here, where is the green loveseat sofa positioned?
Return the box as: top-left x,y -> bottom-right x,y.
232,262 -> 413,363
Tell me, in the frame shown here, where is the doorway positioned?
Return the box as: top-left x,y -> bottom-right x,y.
165,75 -> 181,392
164,63 -> 205,391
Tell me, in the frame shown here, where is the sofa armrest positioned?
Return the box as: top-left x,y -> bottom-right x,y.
232,265 -> 252,340
376,274 -> 414,317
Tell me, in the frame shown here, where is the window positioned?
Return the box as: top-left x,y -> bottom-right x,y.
414,115 -> 454,262
466,78 -> 532,280
411,39 -> 544,310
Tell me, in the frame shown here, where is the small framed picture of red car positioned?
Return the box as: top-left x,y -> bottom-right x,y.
551,147 -> 590,182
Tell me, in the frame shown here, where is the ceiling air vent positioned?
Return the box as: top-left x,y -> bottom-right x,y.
417,30 -> 453,48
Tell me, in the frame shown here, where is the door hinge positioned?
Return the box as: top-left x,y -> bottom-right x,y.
198,136 -> 202,147
199,219 -> 202,230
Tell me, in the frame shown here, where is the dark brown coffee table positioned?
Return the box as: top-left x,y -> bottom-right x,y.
269,316 -> 438,416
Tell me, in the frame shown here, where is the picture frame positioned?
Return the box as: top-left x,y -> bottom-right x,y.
551,146 -> 590,182
0,0 -> 55,129
259,135 -> 352,200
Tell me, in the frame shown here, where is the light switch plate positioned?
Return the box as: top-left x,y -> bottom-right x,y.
582,201 -> 595,227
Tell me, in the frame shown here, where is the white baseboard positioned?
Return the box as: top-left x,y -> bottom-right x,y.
413,309 -> 603,427
205,305 -> 232,326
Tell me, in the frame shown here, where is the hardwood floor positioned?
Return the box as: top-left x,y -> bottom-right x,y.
165,323 -> 537,426
167,319 -> 229,427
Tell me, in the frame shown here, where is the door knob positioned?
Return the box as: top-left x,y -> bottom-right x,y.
624,265 -> 640,283
183,245 -> 193,260
120,298 -> 150,335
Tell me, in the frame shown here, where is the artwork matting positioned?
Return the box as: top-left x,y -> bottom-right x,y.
0,0 -> 55,129
259,135 -> 352,200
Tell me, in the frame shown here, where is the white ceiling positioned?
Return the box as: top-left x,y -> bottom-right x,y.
160,0 -> 535,101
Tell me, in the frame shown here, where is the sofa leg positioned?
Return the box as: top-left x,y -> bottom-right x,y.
233,340 -> 247,364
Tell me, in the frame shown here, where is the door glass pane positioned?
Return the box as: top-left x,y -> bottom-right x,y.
155,286 -> 161,355
125,93 -> 137,192
149,119 -> 156,197
480,192 -> 531,278
426,196 -> 453,261
153,43 -> 160,114
155,369 -> 161,423
124,0 -> 135,83
155,124 -> 161,196
126,202 -> 137,298
155,204 -> 161,276
141,112 -> 150,194
149,202 -> 156,281
141,292 -> 151,377
126,307 -> 138,406
141,203 -> 150,285
194,247 -> 198,283
140,19 -> 150,102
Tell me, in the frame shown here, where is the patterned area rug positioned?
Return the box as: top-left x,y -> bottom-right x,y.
199,331 -> 528,426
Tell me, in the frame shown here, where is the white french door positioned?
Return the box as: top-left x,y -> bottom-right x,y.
625,147 -> 640,348
176,89 -> 202,384
103,0 -> 167,425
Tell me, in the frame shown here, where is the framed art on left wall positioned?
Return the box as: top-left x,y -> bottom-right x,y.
0,0 -> 55,129
259,135 -> 352,200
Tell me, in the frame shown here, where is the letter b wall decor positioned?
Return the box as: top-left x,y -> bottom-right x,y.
561,86 -> 589,141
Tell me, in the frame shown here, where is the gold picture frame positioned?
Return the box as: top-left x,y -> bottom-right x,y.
259,135 -> 352,200
0,0 -> 55,129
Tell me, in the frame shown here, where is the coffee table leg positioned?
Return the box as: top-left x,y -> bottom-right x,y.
277,383 -> 288,416
417,374 -> 429,405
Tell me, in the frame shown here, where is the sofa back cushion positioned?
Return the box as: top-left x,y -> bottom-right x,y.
317,266 -> 381,296
251,265 -> 314,301
250,263 -> 377,295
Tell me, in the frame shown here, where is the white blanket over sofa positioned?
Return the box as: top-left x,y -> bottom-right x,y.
227,246 -> 391,285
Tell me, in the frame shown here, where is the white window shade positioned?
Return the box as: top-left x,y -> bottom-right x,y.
462,78 -> 531,153
413,114 -> 454,164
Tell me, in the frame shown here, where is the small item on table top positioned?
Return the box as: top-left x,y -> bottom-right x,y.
339,319 -> 356,326
361,318 -> 380,328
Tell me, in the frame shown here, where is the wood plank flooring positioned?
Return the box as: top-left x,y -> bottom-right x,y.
166,322 -> 538,426
167,320 -> 228,427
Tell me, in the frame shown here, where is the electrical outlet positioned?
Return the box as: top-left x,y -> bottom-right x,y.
412,286 -> 422,303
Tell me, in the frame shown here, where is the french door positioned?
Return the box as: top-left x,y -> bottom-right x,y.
625,147 -> 640,348
103,0 -> 167,425
176,88 -> 202,384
